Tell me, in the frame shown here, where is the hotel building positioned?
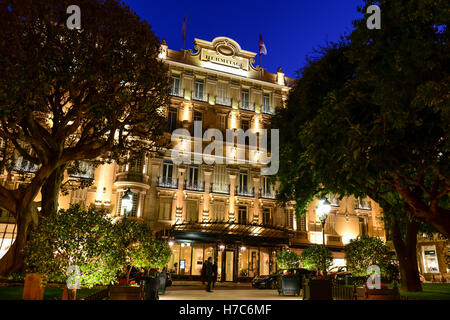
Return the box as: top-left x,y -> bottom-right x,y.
2,36 -> 423,282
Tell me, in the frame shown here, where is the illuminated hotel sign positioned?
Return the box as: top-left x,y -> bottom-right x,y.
200,50 -> 249,71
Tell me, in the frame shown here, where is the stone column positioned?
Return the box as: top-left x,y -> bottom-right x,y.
177,166 -> 186,221
146,161 -> 161,229
203,169 -> 213,222
252,175 -> 261,223
228,172 -> 237,221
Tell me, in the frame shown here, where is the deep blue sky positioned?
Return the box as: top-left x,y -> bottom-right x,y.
123,0 -> 364,78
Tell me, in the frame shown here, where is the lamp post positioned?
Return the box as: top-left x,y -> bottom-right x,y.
121,188 -> 133,218
316,197 -> 331,246
316,197 -> 331,277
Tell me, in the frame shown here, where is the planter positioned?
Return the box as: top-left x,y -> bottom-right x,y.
278,274 -> 301,296
108,285 -> 144,300
365,286 -> 400,300
158,272 -> 166,295
303,279 -> 333,300
22,273 -> 44,300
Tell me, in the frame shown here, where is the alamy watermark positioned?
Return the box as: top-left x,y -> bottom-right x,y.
66,5 -> 81,30
366,5 -> 381,30
171,121 -> 279,175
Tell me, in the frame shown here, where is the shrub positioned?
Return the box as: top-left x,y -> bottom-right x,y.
300,245 -> 333,273
276,250 -> 300,269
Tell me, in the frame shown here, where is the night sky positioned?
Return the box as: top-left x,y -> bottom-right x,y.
123,0 -> 364,79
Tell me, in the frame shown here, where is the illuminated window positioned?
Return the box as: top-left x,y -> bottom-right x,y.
170,74 -> 181,96
159,198 -> 172,220
241,89 -> 249,109
168,107 -> 177,132
238,206 -> 247,224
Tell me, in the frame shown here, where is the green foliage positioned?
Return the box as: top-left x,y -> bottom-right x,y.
113,218 -> 171,271
276,250 -> 300,269
344,237 -> 393,277
23,205 -> 120,288
274,0 -> 449,236
300,245 -> 333,272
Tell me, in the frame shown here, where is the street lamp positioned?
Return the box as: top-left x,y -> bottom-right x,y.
121,188 -> 133,218
316,198 -> 331,246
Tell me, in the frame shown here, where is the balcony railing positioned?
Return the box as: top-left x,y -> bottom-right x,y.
260,188 -> 276,199
170,87 -> 184,98
13,159 -> 38,173
191,91 -> 209,102
215,96 -> 232,107
210,183 -> 230,195
239,101 -> 255,111
236,186 -> 254,197
355,200 -> 372,210
261,104 -> 273,114
158,176 -> 178,189
184,180 -> 205,192
115,172 -> 144,183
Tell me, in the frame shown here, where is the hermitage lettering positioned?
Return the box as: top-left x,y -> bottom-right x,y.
201,50 -> 249,70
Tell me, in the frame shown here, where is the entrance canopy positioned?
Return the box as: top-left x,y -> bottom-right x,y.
165,220 -> 295,246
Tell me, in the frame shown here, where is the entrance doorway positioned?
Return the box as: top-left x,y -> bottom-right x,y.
221,250 -> 235,282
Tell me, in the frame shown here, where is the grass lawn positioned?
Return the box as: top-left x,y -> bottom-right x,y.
0,286 -> 102,300
399,283 -> 450,300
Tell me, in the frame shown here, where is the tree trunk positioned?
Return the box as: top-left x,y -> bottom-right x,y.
0,203 -> 38,276
391,216 -> 422,292
40,164 -> 66,218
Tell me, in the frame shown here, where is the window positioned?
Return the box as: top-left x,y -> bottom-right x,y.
116,191 -> 139,217
218,115 -> 226,131
162,161 -> 173,183
70,189 -> 88,208
359,217 -> 367,237
261,176 -> 271,195
422,245 -> 440,273
239,170 -> 248,193
187,165 -> 199,187
216,82 -> 230,106
263,208 -> 271,225
170,74 -> 181,96
241,119 -> 249,132
355,197 -> 371,210
238,206 -> 247,224
194,111 -> 202,123
168,107 -> 177,132
194,80 -> 204,100
128,154 -> 143,173
285,209 -> 294,229
262,93 -> 270,112
212,165 -> 228,193
241,89 -> 249,109
213,201 -> 226,221
186,200 -> 198,222
297,214 -> 306,231
159,198 -> 172,220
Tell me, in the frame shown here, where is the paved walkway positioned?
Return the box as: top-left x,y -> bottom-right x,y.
160,286 -> 302,300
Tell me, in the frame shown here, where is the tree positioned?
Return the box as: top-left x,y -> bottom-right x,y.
113,218 -> 171,283
344,237 -> 393,278
0,0 -> 170,275
273,0 -> 448,292
300,245 -> 333,274
276,249 -> 300,270
23,205 -> 120,299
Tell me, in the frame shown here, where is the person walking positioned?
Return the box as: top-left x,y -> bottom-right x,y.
212,261 -> 218,288
201,260 -> 207,285
205,257 -> 214,292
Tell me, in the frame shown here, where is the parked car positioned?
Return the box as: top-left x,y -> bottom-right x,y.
327,266 -> 352,281
252,268 -> 316,289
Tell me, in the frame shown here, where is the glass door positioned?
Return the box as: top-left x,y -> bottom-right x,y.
225,250 -> 234,282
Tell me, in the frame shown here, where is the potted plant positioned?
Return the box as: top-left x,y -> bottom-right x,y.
300,246 -> 333,300
276,250 -> 301,295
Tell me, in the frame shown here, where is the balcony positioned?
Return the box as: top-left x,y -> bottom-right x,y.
115,172 -> 144,183
191,91 -> 209,103
239,101 -> 255,111
260,104 -> 273,115
184,180 -> 205,192
236,186 -> 254,197
170,87 -> 184,98
215,96 -> 232,107
157,177 -> 178,189
260,188 -> 276,199
355,199 -> 372,210
210,183 -> 230,195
